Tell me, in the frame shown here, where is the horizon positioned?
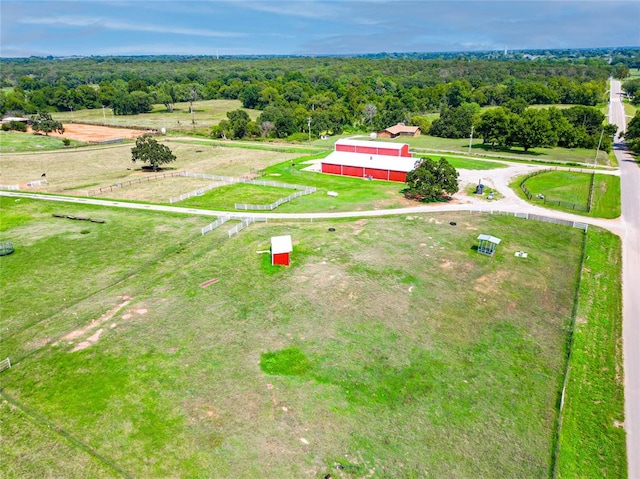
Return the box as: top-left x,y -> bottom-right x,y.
3,45 -> 638,61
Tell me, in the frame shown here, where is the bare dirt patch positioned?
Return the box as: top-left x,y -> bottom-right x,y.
474,270 -> 510,294
34,124 -> 147,143
71,328 -> 104,352
62,296 -> 131,351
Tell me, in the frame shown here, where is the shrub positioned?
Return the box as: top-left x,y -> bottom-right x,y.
1,121 -> 28,132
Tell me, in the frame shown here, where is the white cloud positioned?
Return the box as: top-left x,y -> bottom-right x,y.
19,15 -> 245,38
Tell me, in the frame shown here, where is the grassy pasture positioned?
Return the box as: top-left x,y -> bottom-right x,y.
0,131 -> 86,153
0,197 -> 586,478
515,171 -> 621,219
52,100 -> 260,135
0,142 -> 300,196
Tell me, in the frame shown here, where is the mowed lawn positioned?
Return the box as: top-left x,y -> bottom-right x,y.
0,131 -> 86,153
1,198 -> 585,478
517,170 -> 621,219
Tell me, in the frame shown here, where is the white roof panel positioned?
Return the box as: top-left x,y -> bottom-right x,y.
271,235 -> 293,254
477,234 -> 501,244
335,138 -> 407,150
322,151 -> 420,173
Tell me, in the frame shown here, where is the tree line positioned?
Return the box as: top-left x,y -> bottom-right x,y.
2,54 -> 632,153
1,56 -> 612,132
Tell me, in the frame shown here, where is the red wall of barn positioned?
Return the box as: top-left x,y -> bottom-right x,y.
355,145 -> 378,155
343,165 -> 365,177
377,147 -> 399,156
322,163 -> 342,174
272,252 -> 290,266
336,144 -> 356,153
400,145 -> 410,157
364,168 -> 389,180
389,170 -> 407,182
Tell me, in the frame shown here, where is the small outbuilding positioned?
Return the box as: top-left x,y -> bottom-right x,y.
271,235 -> 293,266
477,234 -> 501,256
377,123 -> 421,139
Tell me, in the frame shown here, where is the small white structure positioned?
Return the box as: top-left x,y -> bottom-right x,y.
477,234 -> 501,256
271,235 -> 293,266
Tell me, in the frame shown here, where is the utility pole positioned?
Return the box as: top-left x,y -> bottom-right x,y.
468,125 -> 474,154
307,117 -> 312,143
102,105 -> 106,122
594,127 -> 605,166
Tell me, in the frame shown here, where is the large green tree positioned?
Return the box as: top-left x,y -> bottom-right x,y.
513,109 -> 556,151
30,112 -> 64,136
131,135 -> 176,171
624,112 -> 640,154
403,157 -> 459,202
430,103 -> 479,139
476,107 -> 515,148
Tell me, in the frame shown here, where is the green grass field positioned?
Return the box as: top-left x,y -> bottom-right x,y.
514,170 -> 621,219
0,131 -> 86,153
1,197 -> 588,478
0,137 -> 626,478
556,230 -> 626,478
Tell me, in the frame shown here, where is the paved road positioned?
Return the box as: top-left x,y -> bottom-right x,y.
610,79 -> 640,479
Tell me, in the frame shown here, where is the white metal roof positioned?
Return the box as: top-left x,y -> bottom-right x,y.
322,151 -> 420,173
271,235 -> 293,254
335,138 -> 407,150
477,234 -> 501,244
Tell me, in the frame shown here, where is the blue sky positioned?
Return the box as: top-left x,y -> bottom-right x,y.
1,1 -> 639,58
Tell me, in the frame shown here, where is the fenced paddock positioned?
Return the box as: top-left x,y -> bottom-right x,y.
234,187 -> 316,211
0,198 -> 609,478
87,171 -> 184,196
519,168 -> 594,213
170,172 -> 316,209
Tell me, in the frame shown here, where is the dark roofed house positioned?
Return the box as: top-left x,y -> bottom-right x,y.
377,123 -> 421,139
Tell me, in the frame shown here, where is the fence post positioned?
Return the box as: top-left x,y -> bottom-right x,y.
587,172 -> 595,213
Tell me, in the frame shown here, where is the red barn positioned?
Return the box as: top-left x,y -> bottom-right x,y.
334,138 -> 411,157
271,235 -> 293,266
321,139 -> 418,182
